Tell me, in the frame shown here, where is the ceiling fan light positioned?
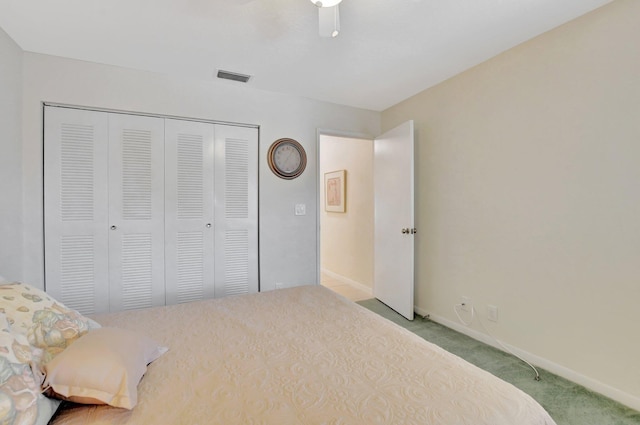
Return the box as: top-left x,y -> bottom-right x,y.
310,0 -> 342,7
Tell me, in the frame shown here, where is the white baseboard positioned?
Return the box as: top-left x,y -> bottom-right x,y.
414,306 -> 640,412
321,268 -> 373,296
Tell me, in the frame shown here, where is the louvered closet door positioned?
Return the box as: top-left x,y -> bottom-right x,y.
108,114 -> 165,311
44,107 -> 110,315
164,119 -> 215,304
213,125 -> 259,296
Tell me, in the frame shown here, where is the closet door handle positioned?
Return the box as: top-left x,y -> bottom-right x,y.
206,223 -> 212,228
110,225 -> 117,230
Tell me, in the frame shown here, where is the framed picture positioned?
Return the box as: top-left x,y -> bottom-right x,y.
325,170 -> 346,213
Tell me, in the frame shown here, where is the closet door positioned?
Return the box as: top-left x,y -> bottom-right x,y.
44,107 -> 110,315
214,125 -> 259,296
108,114 -> 165,311
164,119 -> 215,304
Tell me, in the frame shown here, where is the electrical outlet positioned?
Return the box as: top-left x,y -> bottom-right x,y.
461,296 -> 471,312
294,204 -> 306,216
487,305 -> 498,322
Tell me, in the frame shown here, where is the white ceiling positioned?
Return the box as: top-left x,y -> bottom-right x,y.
0,0 -> 612,111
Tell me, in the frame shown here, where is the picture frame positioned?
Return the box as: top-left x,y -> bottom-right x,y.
324,169 -> 346,212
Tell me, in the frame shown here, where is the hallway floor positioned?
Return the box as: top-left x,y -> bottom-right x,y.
320,272 -> 372,302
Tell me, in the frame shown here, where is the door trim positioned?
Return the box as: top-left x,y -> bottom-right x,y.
43,102 -> 259,130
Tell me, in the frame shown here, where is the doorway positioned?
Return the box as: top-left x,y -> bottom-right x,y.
318,134 -> 374,302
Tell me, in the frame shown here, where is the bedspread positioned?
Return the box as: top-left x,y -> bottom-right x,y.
50,285 -> 556,425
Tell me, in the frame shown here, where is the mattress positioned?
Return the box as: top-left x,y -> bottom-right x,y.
50,285 -> 556,425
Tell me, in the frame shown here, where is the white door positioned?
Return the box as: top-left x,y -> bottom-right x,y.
45,106 -> 260,313
44,107 -> 110,314
213,125 -> 259,296
108,113 -> 166,311
373,121 -> 415,320
164,119 -> 215,304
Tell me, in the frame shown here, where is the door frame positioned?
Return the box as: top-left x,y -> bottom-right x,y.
315,128 -> 375,287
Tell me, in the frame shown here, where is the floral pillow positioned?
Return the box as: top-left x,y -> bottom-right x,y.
0,313 -> 61,425
0,282 -> 100,365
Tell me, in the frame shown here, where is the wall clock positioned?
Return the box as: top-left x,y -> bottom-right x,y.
267,138 -> 307,180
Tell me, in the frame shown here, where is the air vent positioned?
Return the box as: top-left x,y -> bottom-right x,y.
217,70 -> 251,83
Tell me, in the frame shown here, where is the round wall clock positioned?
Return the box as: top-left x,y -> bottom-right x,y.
267,138 -> 307,180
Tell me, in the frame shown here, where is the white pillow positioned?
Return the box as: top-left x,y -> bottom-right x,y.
44,327 -> 168,409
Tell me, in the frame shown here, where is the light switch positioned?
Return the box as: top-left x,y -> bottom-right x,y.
295,204 -> 306,216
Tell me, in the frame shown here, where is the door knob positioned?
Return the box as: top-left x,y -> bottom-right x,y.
411,228 -> 417,234
110,225 -> 117,230
401,228 -> 409,234
206,223 -> 212,228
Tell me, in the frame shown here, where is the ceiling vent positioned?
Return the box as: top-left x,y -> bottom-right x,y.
217,70 -> 251,83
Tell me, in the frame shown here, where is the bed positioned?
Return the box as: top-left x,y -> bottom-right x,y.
43,285 -> 555,425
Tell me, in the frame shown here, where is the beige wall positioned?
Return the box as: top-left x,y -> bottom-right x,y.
0,28 -> 22,281
320,136 -> 374,289
19,53 -> 381,291
383,0 -> 640,408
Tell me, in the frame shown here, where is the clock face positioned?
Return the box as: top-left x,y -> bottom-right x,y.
274,142 -> 302,173
268,138 -> 306,179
